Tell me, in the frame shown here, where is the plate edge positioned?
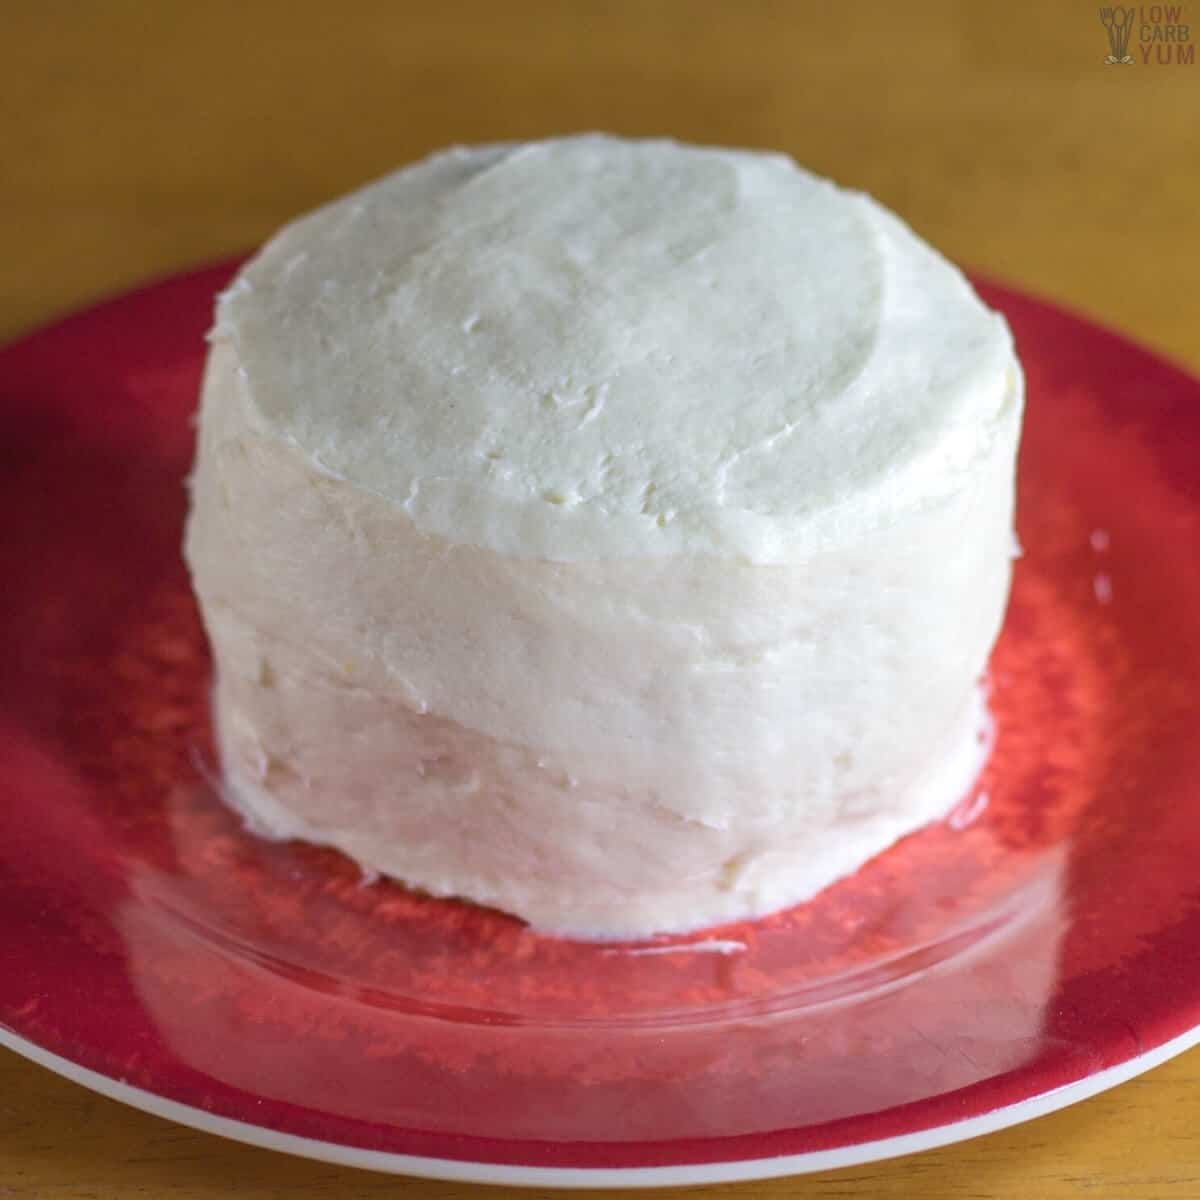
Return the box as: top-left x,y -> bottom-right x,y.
2,1023 -> 1198,1188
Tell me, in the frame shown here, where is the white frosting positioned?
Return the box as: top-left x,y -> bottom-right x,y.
186,136 -> 1024,938
212,135 -> 1016,564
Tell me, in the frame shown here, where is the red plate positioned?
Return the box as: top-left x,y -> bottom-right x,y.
2,263 -> 1200,1187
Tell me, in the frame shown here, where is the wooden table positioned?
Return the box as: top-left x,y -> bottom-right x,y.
3,2 -> 1198,1196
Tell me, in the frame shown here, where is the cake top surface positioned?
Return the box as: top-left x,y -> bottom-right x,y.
214,134 -> 1019,562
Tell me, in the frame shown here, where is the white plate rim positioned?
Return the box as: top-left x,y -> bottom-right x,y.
3,1021 -> 1198,1188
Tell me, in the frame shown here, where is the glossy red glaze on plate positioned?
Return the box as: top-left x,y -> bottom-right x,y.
2,263 -> 1200,1175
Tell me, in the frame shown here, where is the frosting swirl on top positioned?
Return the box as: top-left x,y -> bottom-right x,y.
214,134 -> 1019,563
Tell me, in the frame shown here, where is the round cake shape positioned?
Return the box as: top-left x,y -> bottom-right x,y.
185,135 -> 1023,938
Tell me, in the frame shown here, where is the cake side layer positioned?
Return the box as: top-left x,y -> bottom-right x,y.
212,135 -> 1019,564
210,632 -> 993,939
186,342 -> 1020,836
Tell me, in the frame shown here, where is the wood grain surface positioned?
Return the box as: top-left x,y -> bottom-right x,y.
3,2 -> 1199,1196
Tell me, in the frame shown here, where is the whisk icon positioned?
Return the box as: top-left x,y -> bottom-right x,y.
1100,7 -> 1136,63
